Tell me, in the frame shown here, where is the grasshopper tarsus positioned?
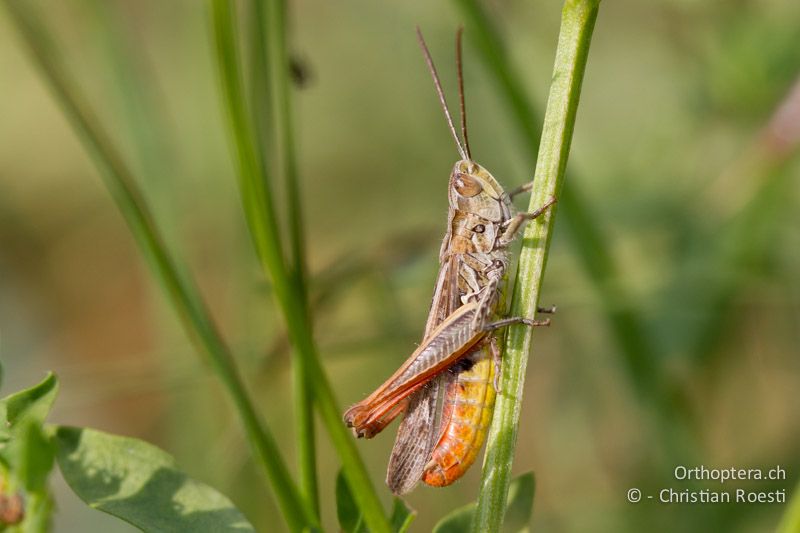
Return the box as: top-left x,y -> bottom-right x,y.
517,195 -> 557,224
532,195 -> 558,215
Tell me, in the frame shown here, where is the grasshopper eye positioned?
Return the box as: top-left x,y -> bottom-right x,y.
472,224 -> 485,234
454,173 -> 482,197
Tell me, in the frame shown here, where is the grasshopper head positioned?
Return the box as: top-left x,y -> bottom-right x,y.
449,160 -> 511,223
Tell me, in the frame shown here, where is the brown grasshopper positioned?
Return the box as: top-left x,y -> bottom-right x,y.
343,28 -> 555,495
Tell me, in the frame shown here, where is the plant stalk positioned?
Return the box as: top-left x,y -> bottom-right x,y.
472,1 -> 601,531
263,0 -> 318,514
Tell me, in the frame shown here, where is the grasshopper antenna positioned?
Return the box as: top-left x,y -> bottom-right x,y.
416,27 -> 469,161
455,27 -> 472,160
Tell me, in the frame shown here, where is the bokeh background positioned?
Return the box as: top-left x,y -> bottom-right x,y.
1,0 -> 798,531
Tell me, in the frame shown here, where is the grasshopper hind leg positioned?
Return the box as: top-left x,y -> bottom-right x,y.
484,316 -> 551,331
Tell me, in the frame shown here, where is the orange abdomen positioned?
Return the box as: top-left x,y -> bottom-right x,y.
422,344 -> 496,487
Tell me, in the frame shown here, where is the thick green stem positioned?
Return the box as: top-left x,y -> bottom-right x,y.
472,2 -> 601,531
2,2 -> 313,532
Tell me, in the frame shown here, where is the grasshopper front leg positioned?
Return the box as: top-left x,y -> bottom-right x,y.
507,180 -> 534,200
499,196 -> 557,245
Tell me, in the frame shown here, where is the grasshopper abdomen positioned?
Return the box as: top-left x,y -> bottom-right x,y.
423,342 -> 497,487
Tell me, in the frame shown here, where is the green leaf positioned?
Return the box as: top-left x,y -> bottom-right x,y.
12,421 -> 55,493
502,473 -> 535,532
335,470 -> 364,533
432,502 -> 473,533
433,473 -> 536,533
54,426 -> 255,532
389,497 -> 415,533
0,376 -> 59,530
0,373 -> 58,442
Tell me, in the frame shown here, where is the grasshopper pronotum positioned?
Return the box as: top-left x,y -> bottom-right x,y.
343,28 -> 555,495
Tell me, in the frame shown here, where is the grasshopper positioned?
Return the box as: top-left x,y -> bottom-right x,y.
343,28 -> 555,495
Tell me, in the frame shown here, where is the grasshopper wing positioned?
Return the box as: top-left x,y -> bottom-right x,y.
386,254 -> 461,494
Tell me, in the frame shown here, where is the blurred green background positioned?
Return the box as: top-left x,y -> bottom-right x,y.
1,0 -> 798,531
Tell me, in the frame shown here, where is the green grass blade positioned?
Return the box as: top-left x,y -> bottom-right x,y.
208,1 -> 388,530
1,2 -> 313,531
208,0 -> 286,277
471,2 -> 601,531
266,0 -> 307,281
245,0 -> 319,515
247,0 -> 275,168
263,0 -> 318,513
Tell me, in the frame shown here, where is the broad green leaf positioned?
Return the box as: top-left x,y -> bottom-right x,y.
0,373 -> 58,441
54,426 -> 254,533
335,469 -> 365,533
389,497 -> 415,533
433,473 -> 536,533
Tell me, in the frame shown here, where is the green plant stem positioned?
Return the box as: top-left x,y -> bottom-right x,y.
263,0 -> 318,514
454,0 -> 661,401
1,2 -> 314,532
209,1 -> 389,530
267,0 -> 306,282
472,2 -> 600,531
246,0 -> 318,515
